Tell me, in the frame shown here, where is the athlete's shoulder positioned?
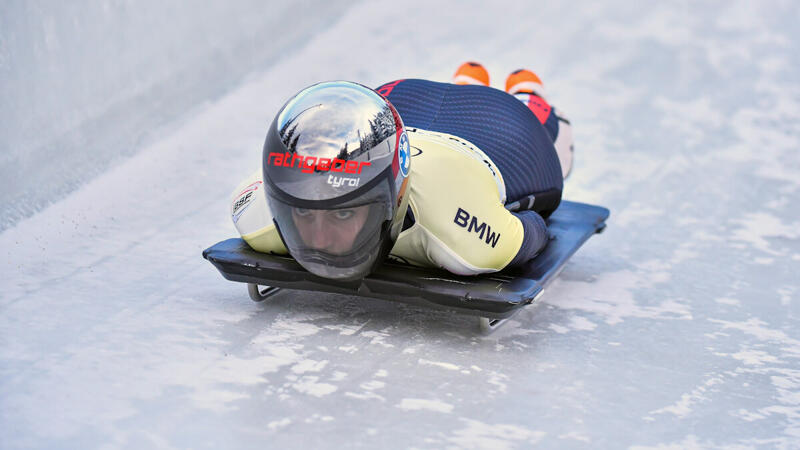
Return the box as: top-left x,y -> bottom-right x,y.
230,170 -> 287,254
392,128 -> 524,274
407,127 -> 507,203
231,170 -> 265,234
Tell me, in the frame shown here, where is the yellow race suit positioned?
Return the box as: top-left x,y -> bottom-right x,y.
230,126 -> 548,276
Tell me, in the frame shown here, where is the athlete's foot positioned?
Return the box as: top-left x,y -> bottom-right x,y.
505,68 -> 546,99
453,61 -> 490,86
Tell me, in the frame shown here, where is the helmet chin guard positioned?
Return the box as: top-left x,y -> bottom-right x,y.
262,81 -> 411,280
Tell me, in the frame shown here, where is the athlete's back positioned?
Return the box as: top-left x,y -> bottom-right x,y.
376,79 -> 563,215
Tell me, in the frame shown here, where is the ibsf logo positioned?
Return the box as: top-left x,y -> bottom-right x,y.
232,181 -> 262,223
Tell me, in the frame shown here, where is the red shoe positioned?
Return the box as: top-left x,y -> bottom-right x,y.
452,61 -> 490,86
505,68 -> 546,99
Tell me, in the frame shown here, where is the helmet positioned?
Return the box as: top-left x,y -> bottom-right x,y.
262,81 -> 411,280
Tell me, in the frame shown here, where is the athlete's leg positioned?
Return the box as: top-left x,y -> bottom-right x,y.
506,69 -> 573,179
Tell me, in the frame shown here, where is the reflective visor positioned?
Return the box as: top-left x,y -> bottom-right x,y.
267,181 -> 393,280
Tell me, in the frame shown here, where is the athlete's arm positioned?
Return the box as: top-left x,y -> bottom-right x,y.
230,170 -> 288,254
507,210 -> 549,267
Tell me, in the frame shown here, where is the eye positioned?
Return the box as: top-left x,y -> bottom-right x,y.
334,209 -> 355,220
294,208 -> 312,217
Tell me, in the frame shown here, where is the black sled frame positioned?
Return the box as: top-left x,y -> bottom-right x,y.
203,201 -> 609,333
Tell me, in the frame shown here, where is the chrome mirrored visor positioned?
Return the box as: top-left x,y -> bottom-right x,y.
267,188 -> 392,280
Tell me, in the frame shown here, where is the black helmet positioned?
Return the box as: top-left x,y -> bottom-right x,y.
262,81 -> 411,280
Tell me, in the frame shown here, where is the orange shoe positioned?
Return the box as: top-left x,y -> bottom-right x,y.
452,62 -> 490,86
505,68 -> 546,98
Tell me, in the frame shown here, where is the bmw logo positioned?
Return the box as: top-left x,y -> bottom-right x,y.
398,132 -> 410,177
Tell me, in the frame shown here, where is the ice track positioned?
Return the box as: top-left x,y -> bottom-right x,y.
2,1 -> 800,448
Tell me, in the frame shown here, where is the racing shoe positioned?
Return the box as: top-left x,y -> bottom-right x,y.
505,68 -> 547,99
453,62 -> 490,86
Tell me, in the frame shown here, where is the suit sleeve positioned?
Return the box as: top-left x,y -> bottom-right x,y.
230,170 -> 288,254
506,210 -> 549,267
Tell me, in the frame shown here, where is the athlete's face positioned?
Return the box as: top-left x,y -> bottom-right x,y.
292,205 -> 371,255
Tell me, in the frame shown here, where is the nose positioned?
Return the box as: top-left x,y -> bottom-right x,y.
307,216 -> 334,250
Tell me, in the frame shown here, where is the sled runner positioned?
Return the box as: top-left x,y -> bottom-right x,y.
203,200 -> 609,332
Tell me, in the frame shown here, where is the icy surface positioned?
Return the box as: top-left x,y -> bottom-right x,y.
2,0 -> 800,448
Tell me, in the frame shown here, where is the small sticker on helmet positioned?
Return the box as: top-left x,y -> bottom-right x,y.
398,132 -> 410,178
